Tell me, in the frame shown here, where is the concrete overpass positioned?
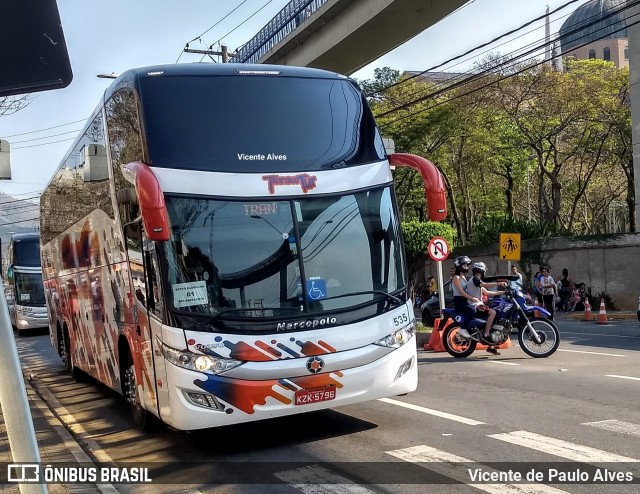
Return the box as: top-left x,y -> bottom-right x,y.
234,0 -> 469,75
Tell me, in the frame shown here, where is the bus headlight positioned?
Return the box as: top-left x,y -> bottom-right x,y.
374,322 -> 416,348
158,340 -> 242,375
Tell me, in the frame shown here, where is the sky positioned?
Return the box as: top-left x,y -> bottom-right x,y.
0,0 -> 590,202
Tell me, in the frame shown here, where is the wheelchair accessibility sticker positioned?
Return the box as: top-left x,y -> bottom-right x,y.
306,278 -> 327,301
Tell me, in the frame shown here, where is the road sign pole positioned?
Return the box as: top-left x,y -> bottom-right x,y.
437,261 -> 444,317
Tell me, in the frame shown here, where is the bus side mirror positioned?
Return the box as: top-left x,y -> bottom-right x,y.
6,265 -> 13,282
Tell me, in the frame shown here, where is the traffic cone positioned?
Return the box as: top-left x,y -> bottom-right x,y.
597,298 -> 608,325
533,296 -> 541,318
583,298 -> 593,321
425,318 -> 442,351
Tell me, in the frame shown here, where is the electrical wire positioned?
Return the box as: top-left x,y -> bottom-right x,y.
379,15 -> 639,130
375,0 -> 638,122
373,0 -> 583,96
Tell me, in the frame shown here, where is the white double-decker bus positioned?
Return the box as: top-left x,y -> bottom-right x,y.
4,233 -> 48,335
40,64 -> 446,430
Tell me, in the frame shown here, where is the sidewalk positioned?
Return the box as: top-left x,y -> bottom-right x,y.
0,374 -> 104,494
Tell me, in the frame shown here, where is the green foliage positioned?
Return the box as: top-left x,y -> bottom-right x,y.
591,291 -> 616,311
402,221 -> 456,286
470,213 -> 569,245
402,221 -> 456,258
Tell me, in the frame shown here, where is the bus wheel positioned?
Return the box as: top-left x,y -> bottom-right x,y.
123,355 -> 161,432
62,328 -> 82,381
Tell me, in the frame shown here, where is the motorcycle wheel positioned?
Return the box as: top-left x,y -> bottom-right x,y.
442,325 -> 477,358
518,317 -> 560,358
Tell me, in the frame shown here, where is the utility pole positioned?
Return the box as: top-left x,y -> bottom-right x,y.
184,44 -> 235,63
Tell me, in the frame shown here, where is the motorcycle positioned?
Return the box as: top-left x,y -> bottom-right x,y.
440,276 -> 560,358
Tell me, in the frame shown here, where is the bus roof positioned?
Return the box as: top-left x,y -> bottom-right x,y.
104,63 -> 350,101
10,232 -> 39,243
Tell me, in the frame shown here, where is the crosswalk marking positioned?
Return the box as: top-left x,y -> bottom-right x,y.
378,398 -> 485,425
582,419 -> 640,437
386,445 -> 570,493
488,430 -> 640,463
274,465 -> 375,494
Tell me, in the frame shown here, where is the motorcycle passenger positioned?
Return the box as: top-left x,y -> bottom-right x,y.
466,262 -> 506,343
451,256 -> 478,338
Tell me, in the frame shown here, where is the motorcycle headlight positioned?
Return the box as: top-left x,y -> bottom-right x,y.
374,322 -> 416,348
158,339 -> 242,375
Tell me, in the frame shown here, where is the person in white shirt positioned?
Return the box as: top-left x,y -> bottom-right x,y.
539,266 -> 557,319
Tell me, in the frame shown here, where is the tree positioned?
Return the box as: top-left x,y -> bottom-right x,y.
0,94 -> 31,117
402,220 -> 456,290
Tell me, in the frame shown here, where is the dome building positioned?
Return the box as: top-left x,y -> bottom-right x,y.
559,0 -> 628,68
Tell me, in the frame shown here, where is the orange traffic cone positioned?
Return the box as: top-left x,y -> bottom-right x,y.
425,318 -> 442,351
533,297 -> 542,318
583,298 -> 593,321
597,298 -> 608,325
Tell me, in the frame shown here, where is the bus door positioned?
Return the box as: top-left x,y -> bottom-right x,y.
124,220 -> 162,417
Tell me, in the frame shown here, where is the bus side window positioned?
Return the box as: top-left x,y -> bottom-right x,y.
124,221 -> 147,307
145,243 -> 164,318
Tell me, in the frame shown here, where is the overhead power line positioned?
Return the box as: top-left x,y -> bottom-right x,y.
0,118 -> 86,139
374,0 -> 638,122
372,0 -> 583,96
378,13 -> 640,130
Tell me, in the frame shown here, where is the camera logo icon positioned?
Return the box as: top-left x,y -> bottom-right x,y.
7,464 -> 40,482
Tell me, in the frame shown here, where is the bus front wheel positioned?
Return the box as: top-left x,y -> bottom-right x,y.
123,354 -> 161,432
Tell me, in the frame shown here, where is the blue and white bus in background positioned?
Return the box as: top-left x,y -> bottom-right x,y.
4,233 -> 48,335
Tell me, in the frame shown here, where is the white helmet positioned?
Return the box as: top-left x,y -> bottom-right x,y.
472,262 -> 487,275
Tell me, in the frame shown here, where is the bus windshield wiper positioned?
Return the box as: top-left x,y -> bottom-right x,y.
209,306 -> 302,322
320,290 -> 404,306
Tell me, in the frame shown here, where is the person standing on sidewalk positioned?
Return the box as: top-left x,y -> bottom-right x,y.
558,268 -> 572,311
540,266 -> 557,319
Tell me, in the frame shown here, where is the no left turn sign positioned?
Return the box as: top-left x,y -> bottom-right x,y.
428,237 -> 450,262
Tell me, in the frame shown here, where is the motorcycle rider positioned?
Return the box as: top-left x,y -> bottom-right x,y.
451,256 -> 478,336
466,262 -> 506,343
452,257 -> 505,355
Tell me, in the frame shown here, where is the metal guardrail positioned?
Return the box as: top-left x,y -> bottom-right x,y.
234,0 -> 328,64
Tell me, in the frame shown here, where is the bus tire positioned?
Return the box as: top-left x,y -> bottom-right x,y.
123,354 -> 161,432
62,327 -> 82,381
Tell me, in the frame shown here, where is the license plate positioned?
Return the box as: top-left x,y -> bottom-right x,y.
294,385 -> 336,405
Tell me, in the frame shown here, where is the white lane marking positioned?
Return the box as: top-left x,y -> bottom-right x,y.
606,374 -> 640,381
485,360 -> 520,366
560,331 -> 639,339
274,465 -> 374,494
386,445 -> 569,493
378,398 -> 485,425
583,419 -> 640,437
488,430 -> 640,463
557,349 -> 626,357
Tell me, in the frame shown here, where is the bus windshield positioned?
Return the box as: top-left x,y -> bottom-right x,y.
14,272 -> 45,307
138,74 -> 385,172
163,186 -> 406,321
14,239 -> 41,267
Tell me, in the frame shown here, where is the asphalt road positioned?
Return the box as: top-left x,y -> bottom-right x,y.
13,317 -> 640,494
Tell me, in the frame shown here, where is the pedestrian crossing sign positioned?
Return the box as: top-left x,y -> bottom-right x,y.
499,233 -> 521,260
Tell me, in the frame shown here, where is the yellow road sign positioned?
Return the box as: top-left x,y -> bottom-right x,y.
499,233 -> 521,260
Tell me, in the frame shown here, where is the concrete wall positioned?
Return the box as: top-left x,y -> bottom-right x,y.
421,233 -> 640,310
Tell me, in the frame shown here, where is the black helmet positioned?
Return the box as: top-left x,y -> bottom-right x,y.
472,261 -> 487,275
454,256 -> 471,273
